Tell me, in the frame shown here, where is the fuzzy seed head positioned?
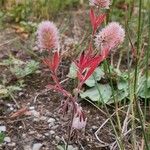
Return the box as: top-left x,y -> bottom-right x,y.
37,21 -> 59,51
95,22 -> 125,51
72,104 -> 87,130
89,0 -> 111,8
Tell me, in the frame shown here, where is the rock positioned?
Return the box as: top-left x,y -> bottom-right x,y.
44,133 -> 49,136
6,103 -> 12,107
51,125 -> 59,130
40,116 -> 47,121
48,123 -> 53,128
33,46 -> 38,51
29,131 -> 35,135
8,142 -> 16,147
24,145 -> 32,150
22,134 -> 26,138
47,118 -> 55,123
36,134 -> 43,139
4,137 -> 11,143
48,118 -> 56,128
19,126 -> 23,129
33,118 -> 40,122
31,110 -> 40,118
96,116 -> 99,120
92,125 -> 98,130
0,126 -> 6,132
18,92 -> 24,96
49,130 -> 55,135
67,145 -> 78,150
32,143 -> 42,150
29,106 -> 35,110
91,125 -> 98,133
10,107 -> 14,111
55,136 -> 60,142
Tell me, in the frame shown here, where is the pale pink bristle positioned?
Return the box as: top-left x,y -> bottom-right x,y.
72,103 -> 87,130
89,0 -> 111,9
95,22 -> 125,51
37,21 -> 59,51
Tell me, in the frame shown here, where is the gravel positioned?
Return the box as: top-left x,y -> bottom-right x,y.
32,143 -> 42,150
4,137 -> 11,143
0,126 -> 6,132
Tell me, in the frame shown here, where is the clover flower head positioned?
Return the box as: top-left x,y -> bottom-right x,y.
89,0 -> 111,9
72,103 -> 87,130
95,22 -> 125,51
37,21 -> 59,51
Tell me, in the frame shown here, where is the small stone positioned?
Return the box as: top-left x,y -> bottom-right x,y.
8,142 -> 16,147
51,125 -> 59,130
24,145 -> 31,150
33,46 -> 38,51
22,134 -> 26,138
87,110 -> 90,113
36,134 -> 42,139
32,143 -> 42,150
49,130 -> 55,135
47,118 -> 55,123
40,116 -> 47,121
92,125 -> 98,130
0,126 -> 6,132
60,116 -> 68,121
18,92 -> 24,96
7,103 -> 12,107
4,137 -> 11,143
31,110 -> 40,118
27,102 -> 30,105
29,106 -> 35,110
19,126 -> 23,129
29,131 -> 35,135
44,133 -> 49,136
10,107 -> 14,111
96,116 -> 99,120
48,123 -> 53,128
33,118 -> 40,122
91,125 -> 98,132
55,136 -> 60,142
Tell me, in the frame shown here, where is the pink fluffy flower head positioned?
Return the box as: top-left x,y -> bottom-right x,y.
37,21 -> 59,51
89,0 -> 111,9
72,103 -> 87,130
95,22 -> 125,51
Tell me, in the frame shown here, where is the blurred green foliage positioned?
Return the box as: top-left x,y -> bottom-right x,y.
0,0 -> 81,22
0,132 -> 5,144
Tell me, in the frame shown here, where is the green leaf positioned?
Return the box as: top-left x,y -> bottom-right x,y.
0,85 -> 8,97
10,60 -> 39,78
68,63 -> 104,86
0,132 -> 5,144
57,145 -> 65,150
80,84 -> 112,103
7,85 -> 22,93
109,90 -> 128,104
117,90 -> 128,101
0,84 -> 22,98
67,62 -> 78,79
138,77 -> 150,98
117,80 -> 128,90
24,60 -> 39,76
1,57 -> 24,66
85,67 -> 104,87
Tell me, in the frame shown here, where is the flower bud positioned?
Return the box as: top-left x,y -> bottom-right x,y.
37,21 -> 59,51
